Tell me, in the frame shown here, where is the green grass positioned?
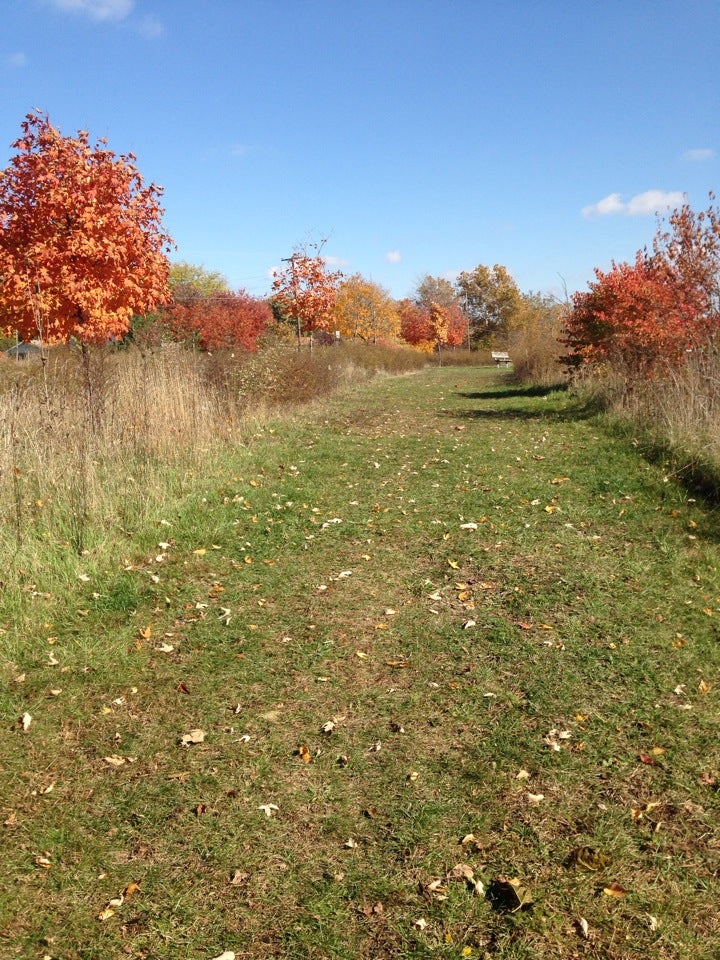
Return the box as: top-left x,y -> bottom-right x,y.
1,365 -> 719,959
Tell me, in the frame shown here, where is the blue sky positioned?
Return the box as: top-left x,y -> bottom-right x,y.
2,0 -> 718,301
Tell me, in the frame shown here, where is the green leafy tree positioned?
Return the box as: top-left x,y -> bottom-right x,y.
414,274 -> 460,311
456,264 -> 521,345
169,261 -> 230,304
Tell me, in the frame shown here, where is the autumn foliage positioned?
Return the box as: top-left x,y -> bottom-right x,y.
0,111 -> 173,344
165,290 -> 272,351
564,197 -> 720,372
271,242 -> 343,345
333,274 -> 400,344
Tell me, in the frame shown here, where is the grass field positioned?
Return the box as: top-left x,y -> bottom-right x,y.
1,364 -> 718,959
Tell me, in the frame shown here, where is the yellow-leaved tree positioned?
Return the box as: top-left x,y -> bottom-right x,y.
333,274 -> 400,344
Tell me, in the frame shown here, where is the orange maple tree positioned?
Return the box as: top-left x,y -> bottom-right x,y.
271,241 -> 343,347
0,111 -> 173,344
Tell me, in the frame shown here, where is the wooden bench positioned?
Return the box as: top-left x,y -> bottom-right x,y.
491,351 -> 511,366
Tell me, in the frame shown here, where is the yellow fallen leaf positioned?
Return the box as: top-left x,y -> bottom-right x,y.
603,882 -> 627,898
97,907 -> 115,921
193,548 -> 206,556
448,560 -> 460,569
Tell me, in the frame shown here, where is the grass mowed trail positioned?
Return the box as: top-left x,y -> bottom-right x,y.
1,366 -> 718,959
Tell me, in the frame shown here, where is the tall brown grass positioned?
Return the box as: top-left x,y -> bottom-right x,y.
0,341 -> 429,567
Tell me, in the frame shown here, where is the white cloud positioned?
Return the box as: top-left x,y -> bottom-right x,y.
385,250 -> 402,264
683,147 -> 715,161
47,0 -> 134,20
582,189 -> 685,219
6,52 -> 27,68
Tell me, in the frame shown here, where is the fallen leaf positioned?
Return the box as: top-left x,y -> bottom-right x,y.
180,729 -> 205,746
321,721 -> 336,734
229,870 -> 249,885
20,712 -> 32,731
124,882 -> 141,899
297,745 -> 312,764
210,953 -> 236,960
448,560 -> 460,569
413,917 -> 428,930
138,626 -> 152,640
603,882 -> 627,898
97,907 -> 115,921
576,917 -> 591,940
103,755 -> 136,766
567,847 -> 612,871
447,863 -> 474,882
258,803 -> 279,817
486,876 -> 533,912
526,792 -> 545,804
344,837 -> 358,849
34,855 -> 52,869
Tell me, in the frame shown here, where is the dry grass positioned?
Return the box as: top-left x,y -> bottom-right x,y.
508,322 -> 566,387
572,346 -> 720,495
0,341 -> 429,574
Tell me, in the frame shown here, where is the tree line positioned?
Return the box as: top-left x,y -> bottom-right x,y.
0,111 -> 562,357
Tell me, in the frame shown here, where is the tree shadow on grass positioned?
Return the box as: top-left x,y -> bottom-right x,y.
458,382 -> 569,402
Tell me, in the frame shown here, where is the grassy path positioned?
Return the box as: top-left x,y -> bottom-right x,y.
1,366 -> 718,959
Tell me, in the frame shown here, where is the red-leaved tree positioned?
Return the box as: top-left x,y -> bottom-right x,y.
166,290 -> 272,351
564,196 -> 720,372
398,299 -> 435,352
0,111 -> 173,344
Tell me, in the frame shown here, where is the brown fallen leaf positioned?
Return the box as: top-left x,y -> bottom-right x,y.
603,881 -> 628,898
297,745 -> 312,763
